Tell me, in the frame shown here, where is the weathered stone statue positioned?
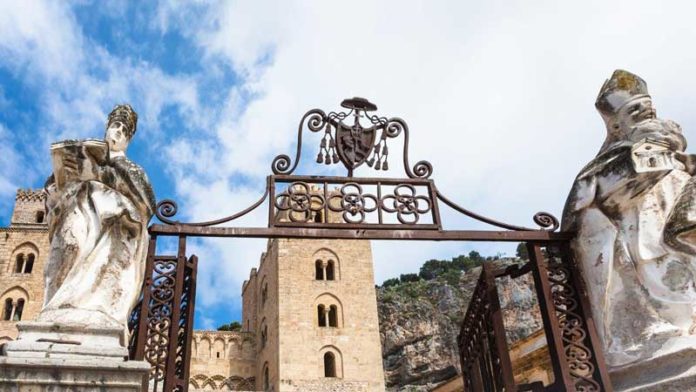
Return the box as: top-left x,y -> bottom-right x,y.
0,105 -> 152,388
563,70 -> 696,373
38,104 -> 155,332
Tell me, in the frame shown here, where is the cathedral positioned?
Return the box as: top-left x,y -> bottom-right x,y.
0,189 -> 386,392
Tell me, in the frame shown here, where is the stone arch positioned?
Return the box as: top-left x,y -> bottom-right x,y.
259,276 -> 268,308
262,362 -> 270,391
227,337 -> 242,358
9,242 -> 39,274
201,375 -> 218,390
1,286 -> 30,302
312,248 -> 341,280
213,338 -> 225,359
199,336 -> 212,359
313,292 -> 343,328
319,345 -> 344,378
241,336 -> 255,358
221,376 -> 255,391
189,374 -> 207,389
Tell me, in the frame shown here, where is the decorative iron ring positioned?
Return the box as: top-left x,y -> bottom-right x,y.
328,183 -> 378,224
533,211 -> 560,231
381,184 -> 431,224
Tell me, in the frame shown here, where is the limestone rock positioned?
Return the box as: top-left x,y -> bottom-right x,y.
377,259 -> 541,391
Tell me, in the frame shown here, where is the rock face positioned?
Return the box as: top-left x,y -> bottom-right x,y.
377,259 -> 542,391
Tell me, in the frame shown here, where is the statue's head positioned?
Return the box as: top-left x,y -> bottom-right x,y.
595,70 -> 685,153
105,104 -> 138,153
596,70 -> 653,132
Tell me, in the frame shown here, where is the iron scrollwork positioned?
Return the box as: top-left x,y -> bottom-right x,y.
271,177 -> 439,228
272,97 -> 433,178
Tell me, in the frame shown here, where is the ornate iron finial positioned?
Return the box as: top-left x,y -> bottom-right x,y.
272,97 -> 432,178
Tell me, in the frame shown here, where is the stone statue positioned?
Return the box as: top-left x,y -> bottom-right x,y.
563,70 -> 696,369
0,107 -> 154,385
39,104 -> 155,333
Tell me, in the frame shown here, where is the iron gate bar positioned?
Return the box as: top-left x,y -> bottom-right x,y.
528,242 -> 575,391
148,224 -> 574,241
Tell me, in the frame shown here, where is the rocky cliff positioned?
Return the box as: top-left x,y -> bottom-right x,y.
377,258 -> 542,391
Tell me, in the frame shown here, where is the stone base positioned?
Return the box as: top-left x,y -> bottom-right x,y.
610,347 -> 696,391
0,356 -> 149,392
2,321 -> 128,359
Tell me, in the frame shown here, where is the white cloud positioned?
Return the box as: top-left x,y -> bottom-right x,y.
151,0 -> 696,316
6,0 -> 696,320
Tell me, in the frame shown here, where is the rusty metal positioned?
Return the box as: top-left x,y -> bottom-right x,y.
129,236 -> 197,392
129,98 -> 611,391
458,243 -> 612,392
458,263 -> 516,391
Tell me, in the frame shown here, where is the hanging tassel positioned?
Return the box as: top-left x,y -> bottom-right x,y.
332,153 -> 339,164
382,160 -> 389,171
382,145 -> 388,155
375,161 -> 381,170
366,158 -> 374,167
324,153 -> 331,165
320,138 -> 326,148
316,153 -> 324,163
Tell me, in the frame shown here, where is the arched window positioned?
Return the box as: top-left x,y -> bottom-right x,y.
326,260 -> 335,281
263,363 -> 270,391
261,324 -> 268,348
317,305 -> 326,327
261,282 -> 268,306
324,352 -> 336,377
13,299 -> 24,321
315,260 -> 324,280
14,254 -> 24,274
24,254 -> 34,274
36,211 -> 45,223
328,305 -> 338,327
2,299 -> 12,321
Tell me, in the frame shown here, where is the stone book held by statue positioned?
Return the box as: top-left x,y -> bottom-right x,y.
50,139 -> 109,190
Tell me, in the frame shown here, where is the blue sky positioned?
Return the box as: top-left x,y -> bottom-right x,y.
2,1 -> 696,330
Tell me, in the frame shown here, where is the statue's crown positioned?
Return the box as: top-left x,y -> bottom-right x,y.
107,104 -> 138,138
596,70 -> 649,116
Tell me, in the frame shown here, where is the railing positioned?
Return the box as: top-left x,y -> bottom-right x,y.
458,242 -> 612,392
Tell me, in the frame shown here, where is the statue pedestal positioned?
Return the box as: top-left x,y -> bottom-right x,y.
0,322 -> 149,391
610,347 -> 696,392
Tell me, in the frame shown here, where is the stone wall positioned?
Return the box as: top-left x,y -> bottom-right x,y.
0,189 -> 49,343
189,330 -> 256,391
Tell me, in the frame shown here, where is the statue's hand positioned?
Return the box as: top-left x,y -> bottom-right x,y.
62,153 -> 79,178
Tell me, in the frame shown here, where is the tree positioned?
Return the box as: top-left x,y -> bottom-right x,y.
399,273 -> 420,283
217,321 -> 242,331
468,250 -> 483,261
516,243 -> 529,260
382,278 -> 400,288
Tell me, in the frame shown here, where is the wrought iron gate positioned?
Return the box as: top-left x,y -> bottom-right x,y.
126,97 -> 612,392
458,242 -> 611,392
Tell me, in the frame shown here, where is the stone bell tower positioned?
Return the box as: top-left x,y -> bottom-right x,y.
242,235 -> 385,392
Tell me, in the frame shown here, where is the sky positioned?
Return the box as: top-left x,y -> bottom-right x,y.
1,0 -> 696,330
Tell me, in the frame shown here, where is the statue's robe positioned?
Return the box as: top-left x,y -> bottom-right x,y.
563,139 -> 696,367
39,155 -> 155,335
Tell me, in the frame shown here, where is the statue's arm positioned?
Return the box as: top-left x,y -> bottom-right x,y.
561,176 -> 597,231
